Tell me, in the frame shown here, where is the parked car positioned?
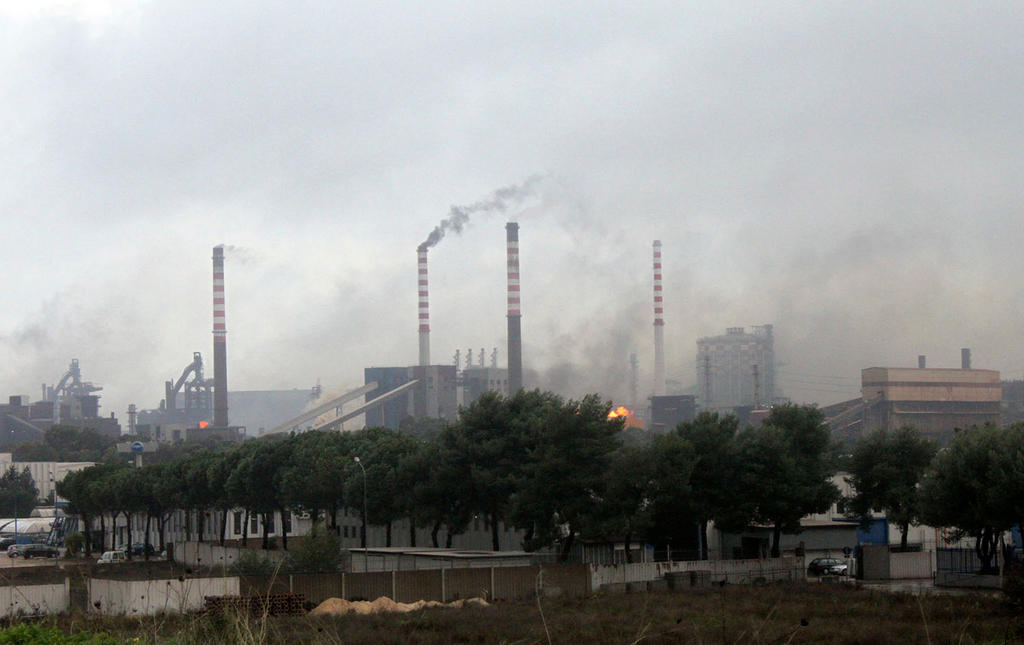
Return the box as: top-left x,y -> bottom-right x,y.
96,550 -> 127,564
21,544 -> 60,559
129,542 -> 155,556
807,557 -> 848,576
6,544 -> 28,558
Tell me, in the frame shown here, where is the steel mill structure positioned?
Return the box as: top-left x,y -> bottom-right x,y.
417,246 -> 431,367
653,240 -> 666,397
506,222 -> 523,393
212,245 -> 229,429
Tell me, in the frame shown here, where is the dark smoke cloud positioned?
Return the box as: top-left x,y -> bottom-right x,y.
418,175 -> 544,251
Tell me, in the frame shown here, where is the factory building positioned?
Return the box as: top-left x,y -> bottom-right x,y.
0,392 -> 120,449
860,366 -> 1001,443
0,453 -> 94,504
648,394 -> 697,433
364,365 -> 459,430
825,352 -> 1002,445
696,325 -> 776,412
462,366 -> 509,406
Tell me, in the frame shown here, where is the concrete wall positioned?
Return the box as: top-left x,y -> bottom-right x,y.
172,541 -> 288,570
0,582 -> 68,617
89,577 -> 239,615
890,550 -> 933,579
590,557 -> 805,590
860,545 -> 935,580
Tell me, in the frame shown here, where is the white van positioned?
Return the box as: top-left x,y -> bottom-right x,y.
96,550 -> 127,564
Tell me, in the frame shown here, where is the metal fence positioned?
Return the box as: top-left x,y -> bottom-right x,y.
936,547 -> 1000,574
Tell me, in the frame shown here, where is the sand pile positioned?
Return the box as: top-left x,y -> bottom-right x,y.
310,596 -> 489,616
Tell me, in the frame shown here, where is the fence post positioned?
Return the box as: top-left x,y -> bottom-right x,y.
341,573 -> 346,601
289,575 -> 293,594
392,570 -> 397,600
441,569 -> 446,604
490,567 -> 495,601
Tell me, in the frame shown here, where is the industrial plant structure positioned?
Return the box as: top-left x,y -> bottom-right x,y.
696,325 -> 776,412
825,350 -> 1001,444
653,240 -> 665,397
0,360 -> 120,447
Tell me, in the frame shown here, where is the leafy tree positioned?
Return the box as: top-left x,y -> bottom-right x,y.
512,394 -> 623,558
444,390 -> 562,551
674,412 -> 745,559
226,439 -> 292,550
0,466 -> 38,517
13,425 -> 117,462
587,445 -> 658,562
280,431 -> 349,531
344,427 -> 420,547
407,439 -> 473,547
642,430 -> 698,555
845,425 -> 937,550
284,522 -> 342,573
737,404 -> 840,557
920,423 -> 1024,573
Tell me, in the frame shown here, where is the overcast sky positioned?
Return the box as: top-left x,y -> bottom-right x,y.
2,1 -> 1023,420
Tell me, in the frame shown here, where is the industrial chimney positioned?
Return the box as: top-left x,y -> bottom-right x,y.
418,246 -> 430,366
506,222 -> 523,393
212,245 -> 229,428
653,240 -> 665,396
918,355 -> 926,369
961,348 -> 971,369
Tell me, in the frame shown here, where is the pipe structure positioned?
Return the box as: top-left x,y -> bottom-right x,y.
212,245 -> 229,428
506,222 -> 523,393
653,240 -> 665,396
418,246 -> 430,366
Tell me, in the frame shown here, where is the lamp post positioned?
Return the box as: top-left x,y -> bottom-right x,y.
49,471 -> 55,507
353,456 -> 368,549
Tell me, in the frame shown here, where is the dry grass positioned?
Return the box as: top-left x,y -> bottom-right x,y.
22,582 -> 1022,644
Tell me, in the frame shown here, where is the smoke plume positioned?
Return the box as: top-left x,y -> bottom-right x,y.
418,175 -> 543,250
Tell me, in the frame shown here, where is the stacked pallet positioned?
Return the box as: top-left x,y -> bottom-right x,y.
204,593 -> 306,616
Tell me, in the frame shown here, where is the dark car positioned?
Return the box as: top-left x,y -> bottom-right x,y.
22,544 -> 60,559
807,557 -> 848,576
129,543 -> 155,556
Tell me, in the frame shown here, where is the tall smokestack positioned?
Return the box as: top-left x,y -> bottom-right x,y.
418,246 -> 430,366
918,355 -> 926,368
212,245 -> 229,428
961,348 -> 971,369
506,222 -> 523,393
653,240 -> 665,396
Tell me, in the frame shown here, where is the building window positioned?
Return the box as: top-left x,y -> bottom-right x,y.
251,516 -> 259,534
233,512 -> 242,534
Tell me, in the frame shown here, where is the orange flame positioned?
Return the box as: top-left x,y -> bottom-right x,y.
607,406 -> 631,419
199,421 -> 210,429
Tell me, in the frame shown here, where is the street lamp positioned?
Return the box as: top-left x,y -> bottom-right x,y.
49,471 -> 55,507
353,456 -> 368,549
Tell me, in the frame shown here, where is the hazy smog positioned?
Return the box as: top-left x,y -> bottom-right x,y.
1,2 -> 1022,418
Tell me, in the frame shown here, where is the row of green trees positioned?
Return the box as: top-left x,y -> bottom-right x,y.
52,389 -> 1024,566
54,393 -> 843,559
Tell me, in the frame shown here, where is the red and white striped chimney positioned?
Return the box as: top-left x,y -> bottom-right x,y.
418,246 -> 430,366
653,240 -> 665,397
506,222 -> 523,392
212,245 -> 229,428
